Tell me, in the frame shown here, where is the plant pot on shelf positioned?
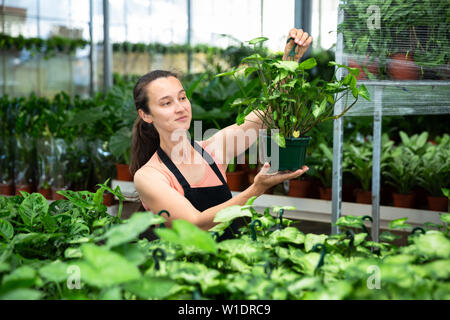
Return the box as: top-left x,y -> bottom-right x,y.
319,187 -> 332,200
426,196 -> 448,212
15,184 -> 33,195
38,188 -> 52,200
116,163 -> 133,181
388,53 -> 419,80
52,188 -> 68,200
226,170 -> 245,192
288,179 -> 312,198
0,183 -> 15,195
392,192 -> 416,209
103,191 -> 115,206
348,56 -> 379,80
262,135 -> 312,171
355,189 -> 372,204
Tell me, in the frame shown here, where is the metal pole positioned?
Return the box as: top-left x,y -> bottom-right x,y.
89,0 -> 94,96
294,0 -> 301,29
331,2 -> 345,235
103,0 -> 112,92
2,0 -> 6,96
294,0 -> 312,33
371,86 -> 382,242
187,0 -> 191,73
260,0 -> 264,36
37,0 -> 41,96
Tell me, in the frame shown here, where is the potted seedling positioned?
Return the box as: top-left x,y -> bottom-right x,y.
417,142 -> 450,212
110,127 -> 133,181
226,157 -> 245,192
308,143 -> 333,200
216,36 -> 370,172
382,146 -> 420,208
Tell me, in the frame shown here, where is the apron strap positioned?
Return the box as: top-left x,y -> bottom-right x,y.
191,139 -> 228,186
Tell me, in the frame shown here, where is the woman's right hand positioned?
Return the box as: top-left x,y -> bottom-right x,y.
252,162 -> 309,196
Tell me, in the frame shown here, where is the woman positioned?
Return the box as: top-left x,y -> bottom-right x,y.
131,29 -> 313,231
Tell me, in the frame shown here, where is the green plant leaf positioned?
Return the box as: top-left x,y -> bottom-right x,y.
76,244 -> 141,287
389,217 -> 411,230
358,84 -> 370,101
299,57 -> 317,70
155,219 -> 217,254
213,206 -> 252,223
441,213 -> 450,224
248,37 -> 268,45
0,288 -> 43,300
124,276 -> 177,299
39,261 -> 69,283
413,232 -> 450,259
304,234 -> 327,252
312,98 -> 327,119
18,193 -> 49,226
0,218 -> 14,240
104,211 -> 165,248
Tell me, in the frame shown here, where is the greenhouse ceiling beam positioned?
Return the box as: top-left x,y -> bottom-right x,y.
103,0 -> 113,92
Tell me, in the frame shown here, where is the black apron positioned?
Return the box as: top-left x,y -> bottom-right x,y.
140,139 -> 239,241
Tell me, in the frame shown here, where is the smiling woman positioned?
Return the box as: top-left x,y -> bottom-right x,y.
130,29 -> 312,234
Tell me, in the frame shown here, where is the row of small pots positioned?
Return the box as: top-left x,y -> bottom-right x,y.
0,183 -> 116,206
348,53 -> 427,80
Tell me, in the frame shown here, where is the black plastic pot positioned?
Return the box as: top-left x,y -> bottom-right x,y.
261,135 -> 311,171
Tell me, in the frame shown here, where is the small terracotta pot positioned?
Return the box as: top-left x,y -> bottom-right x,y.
355,189 -> 372,204
52,189 -> 67,200
288,179 -> 312,198
388,53 -> 419,80
348,57 -> 379,80
319,187 -> 332,200
103,192 -> 115,206
0,183 -> 15,195
226,170 -> 245,191
116,163 -> 133,181
426,196 -> 448,212
15,184 -> 33,195
392,192 -> 416,208
38,188 -> 53,200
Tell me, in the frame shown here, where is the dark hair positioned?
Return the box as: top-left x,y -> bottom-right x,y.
129,70 -> 178,178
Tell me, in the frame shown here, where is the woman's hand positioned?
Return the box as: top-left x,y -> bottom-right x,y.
252,162 -> 309,196
283,28 -> 313,61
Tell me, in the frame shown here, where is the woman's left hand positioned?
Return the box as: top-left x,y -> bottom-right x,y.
283,28 -> 313,61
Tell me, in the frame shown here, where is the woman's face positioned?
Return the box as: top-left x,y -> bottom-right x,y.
144,76 -> 192,134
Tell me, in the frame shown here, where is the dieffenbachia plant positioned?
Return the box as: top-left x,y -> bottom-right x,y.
216,37 -> 370,147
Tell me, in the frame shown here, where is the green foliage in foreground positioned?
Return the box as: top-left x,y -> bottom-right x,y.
0,188 -> 449,300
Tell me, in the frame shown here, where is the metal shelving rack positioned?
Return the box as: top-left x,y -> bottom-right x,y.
331,1 -> 450,241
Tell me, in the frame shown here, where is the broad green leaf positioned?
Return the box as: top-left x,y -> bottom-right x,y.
0,288 -> 42,300
39,261 -> 69,283
99,287 -> 122,300
0,218 -> 13,240
76,244 -> 141,287
218,239 -> 260,262
413,232 -> 450,259
124,276 -> 177,299
358,84 -> 371,101
104,211 -> 164,248
270,227 -> 305,245
244,66 -> 258,78
273,133 -> 285,148
440,213 -> 450,224
299,57 -> 317,70
64,247 -> 82,259
248,37 -> 268,45
18,193 -> 49,226
273,60 -> 299,73
312,98 -> 327,119
1,265 -> 36,291
245,196 -> 258,206
208,221 -> 231,233
155,219 -> 217,254
213,205 -> 252,223
112,244 -> 146,266
304,234 -> 327,252
335,215 -> 364,228
380,231 -> 401,242
353,233 -> 367,246
389,217 -> 411,230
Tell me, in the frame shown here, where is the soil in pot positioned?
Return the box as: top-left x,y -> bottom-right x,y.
116,163 -> 133,181
38,188 -> 53,200
392,192 -> 416,209
0,183 -> 15,195
288,179 -> 312,198
226,170 -> 245,192
426,196 -> 448,212
388,53 -> 419,80
355,189 -> 372,204
319,187 -> 332,200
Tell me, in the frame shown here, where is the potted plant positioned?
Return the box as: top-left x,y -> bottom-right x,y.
91,139 -> 116,206
110,127 -> 133,181
36,136 -> 53,199
382,146 -> 420,208
216,36 -> 370,172
0,96 -> 14,195
225,158 -> 245,192
417,141 -> 450,212
308,143 -> 333,200
51,138 -> 69,200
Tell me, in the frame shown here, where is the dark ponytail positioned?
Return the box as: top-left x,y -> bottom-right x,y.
129,70 -> 178,178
